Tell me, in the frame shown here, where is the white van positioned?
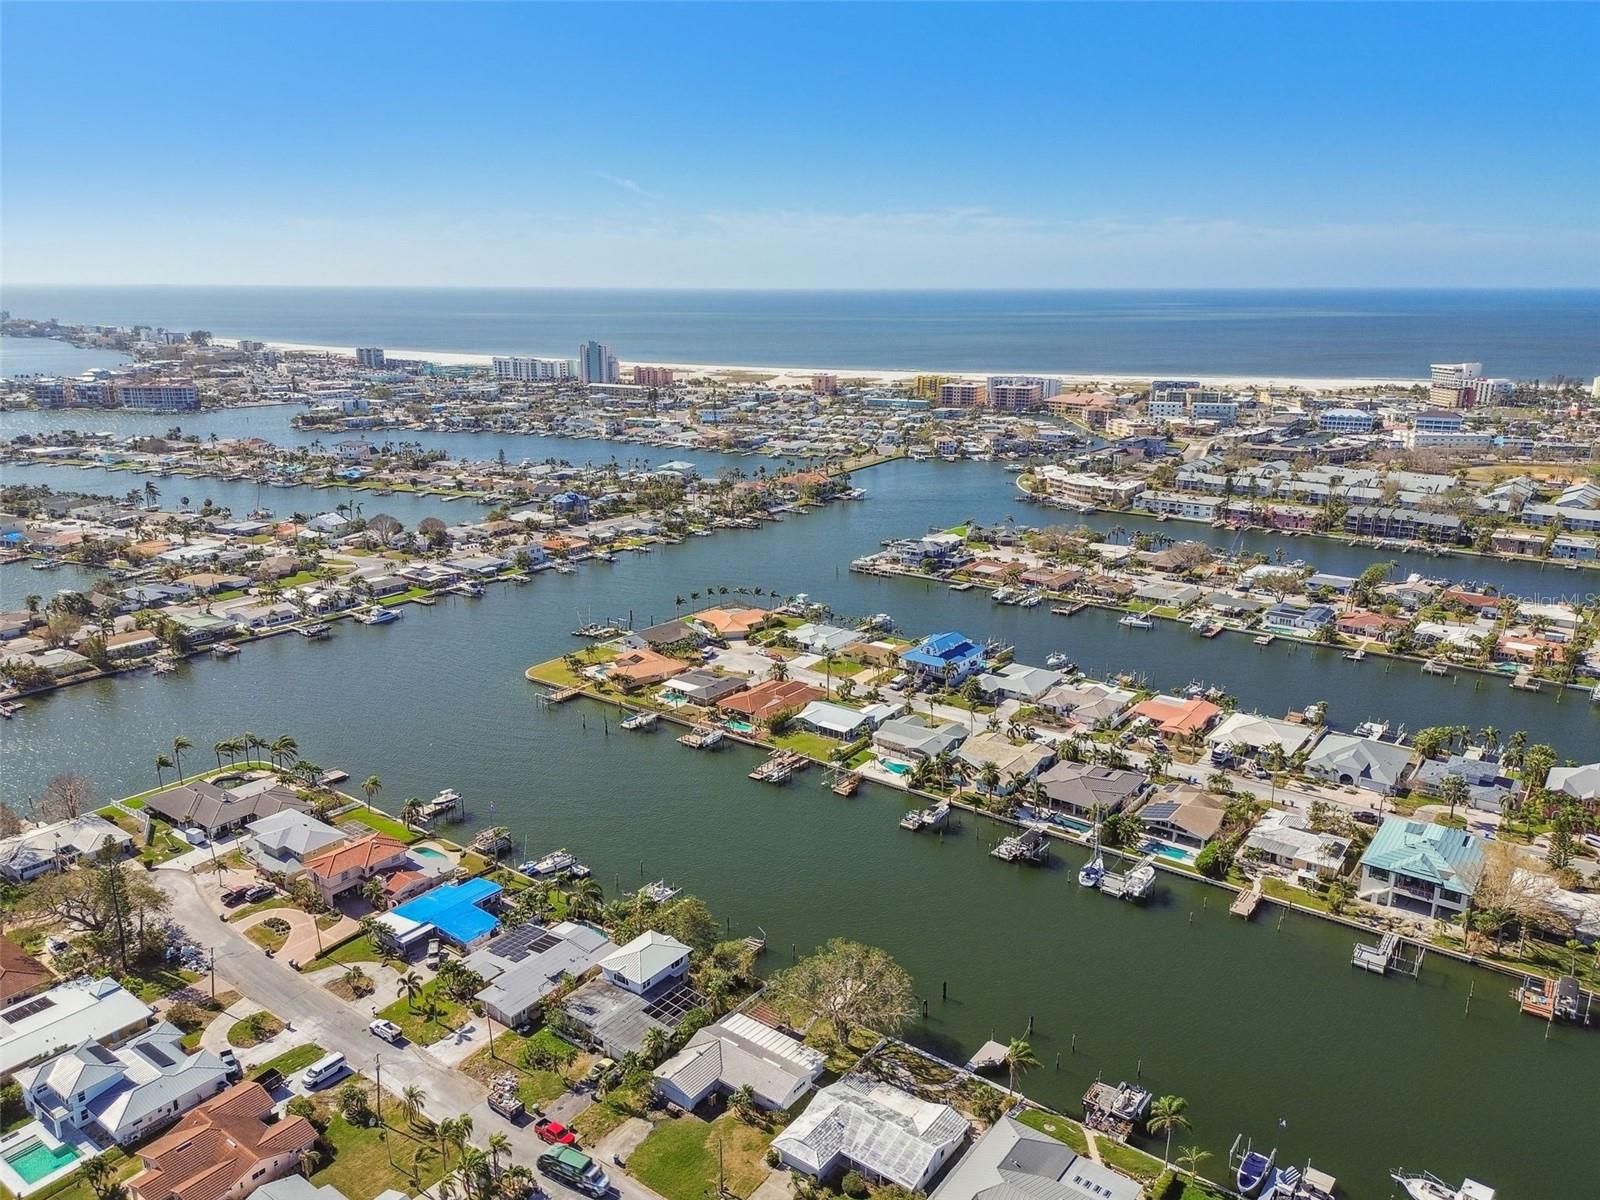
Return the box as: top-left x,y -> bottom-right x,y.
300,1052 -> 347,1090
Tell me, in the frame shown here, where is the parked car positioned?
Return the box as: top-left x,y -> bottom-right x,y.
583,1057 -> 615,1084
537,1148 -> 609,1198
534,1118 -> 576,1146
1351,810 -> 1380,826
221,887 -> 250,908
218,1048 -> 242,1082
243,884 -> 276,903
369,1019 -> 404,1043
301,1052 -> 348,1090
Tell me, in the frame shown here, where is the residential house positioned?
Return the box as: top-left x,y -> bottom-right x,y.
1205,712 -> 1320,761
1303,735 -> 1417,795
1034,763 -> 1148,818
1035,682 -> 1134,730
1357,818 -> 1485,919
1412,756 -> 1517,813
126,1082 -> 316,1200
608,648 -> 690,687
1137,784 -> 1228,849
143,778 -> 312,839
794,700 -> 877,740
771,1076 -> 968,1192
653,1012 -> 825,1112
1241,809 -> 1351,879
1124,694 -> 1221,740
563,930 -> 698,1056
900,631 -> 985,684
0,978 -> 155,1082
0,941 -> 52,1006
928,1116 -> 1139,1200
664,670 -> 748,706
717,679 -> 824,724
1259,602 -> 1336,636
17,1024 -> 231,1147
241,811 -> 346,878
378,878 -> 502,952
0,815 -> 133,882
690,607 -> 770,640
465,920 -> 618,1029
974,663 -> 1063,702
1547,763 -> 1600,807
871,716 -> 967,763
955,734 -> 1056,792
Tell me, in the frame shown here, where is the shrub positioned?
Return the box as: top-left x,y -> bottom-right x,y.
841,1171 -> 869,1198
1195,841 -> 1233,879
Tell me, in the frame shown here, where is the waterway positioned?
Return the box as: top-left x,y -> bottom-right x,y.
0,334 -> 131,379
5,438 -> 1600,1195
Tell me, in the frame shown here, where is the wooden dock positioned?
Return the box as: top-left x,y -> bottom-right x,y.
991,824 -> 1051,863
547,685 -> 585,703
1352,931 -> 1425,976
830,770 -> 862,796
1231,879 -> 1264,919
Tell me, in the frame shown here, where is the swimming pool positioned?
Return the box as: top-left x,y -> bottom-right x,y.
411,847 -> 447,860
1142,840 -> 1194,862
883,761 -> 911,775
5,1141 -> 80,1185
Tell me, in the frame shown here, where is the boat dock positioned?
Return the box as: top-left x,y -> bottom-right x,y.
750,749 -> 806,783
991,824 -> 1051,863
1509,671 -> 1542,692
1231,878 -> 1264,919
1051,602 -> 1087,616
1081,1080 -> 1153,1142
1352,931 -> 1426,976
1516,974 -> 1594,1023
678,724 -> 725,750
546,685 -> 585,703
900,800 -> 951,832
1100,853 -> 1157,901
619,710 -> 658,731
416,788 -> 463,823
1421,658 -> 1451,676
828,768 -> 862,796
469,825 -> 513,857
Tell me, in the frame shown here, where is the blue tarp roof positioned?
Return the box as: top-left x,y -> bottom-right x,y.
903,631 -> 980,669
390,877 -> 502,943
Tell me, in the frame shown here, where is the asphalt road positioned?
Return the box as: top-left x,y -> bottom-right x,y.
152,869 -> 668,1200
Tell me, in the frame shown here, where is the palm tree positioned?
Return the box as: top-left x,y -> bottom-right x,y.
435,1117 -> 458,1172
79,1156 -> 112,1199
398,970 -> 423,1009
400,797 -> 424,830
410,1143 -> 437,1187
171,736 -> 191,781
641,1025 -> 672,1065
1147,1095 -> 1192,1166
298,1147 -> 324,1178
1175,1145 -> 1211,1183
565,876 -> 604,921
154,753 -> 173,787
977,761 -> 1001,796
343,965 -> 369,994
270,735 -> 299,768
400,1084 -> 426,1127
361,877 -> 387,908
485,1132 -> 510,1176
362,775 -> 382,809
213,739 -> 231,770
1004,1036 -> 1039,1096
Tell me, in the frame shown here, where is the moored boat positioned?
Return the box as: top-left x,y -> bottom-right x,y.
1118,613 -> 1153,629
1232,1137 -> 1276,1196
1390,1170 -> 1496,1200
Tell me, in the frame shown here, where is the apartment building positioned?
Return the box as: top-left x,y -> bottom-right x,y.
492,356 -> 572,382
113,380 -> 200,412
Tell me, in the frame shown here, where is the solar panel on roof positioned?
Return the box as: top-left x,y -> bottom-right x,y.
1,995 -> 56,1021
86,1044 -> 121,1065
138,1042 -> 175,1068
492,923 -> 562,962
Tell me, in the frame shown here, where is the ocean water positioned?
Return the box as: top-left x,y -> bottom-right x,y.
2,286 -> 1596,380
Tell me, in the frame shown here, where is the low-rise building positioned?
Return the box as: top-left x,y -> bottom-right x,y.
126,1082 -> 316,1200
652,1012 -> 825,1112
1303,734 -> 1417,795
0,815 -> 133,882
1241,810 -> 1351,879
1136,784 -> 1228,849
0,978 -> 155,1081
1357,818 -> 1484,919
465,920 -> 617,1029
1034,762 -> 1148,818
772,1076 -> 968,1192
929,1115 -> 1139,1200
301,832 -> 410,903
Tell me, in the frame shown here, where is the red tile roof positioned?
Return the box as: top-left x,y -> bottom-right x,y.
0,937 -> 52,1003
304,832 -> 408,882
130,1083 -> 315,1200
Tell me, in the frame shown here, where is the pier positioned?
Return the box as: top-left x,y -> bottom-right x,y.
750,750 -> 805,783
899,799 -> 951,831
1100,853 -> 1157,901
991,823 -> 1051,863
546,685 -> 586,703
1351,931 -> 1426,977
677,724 -> 725,750
1231,878 -> 1264,919
1081,1079 -> 1153,1142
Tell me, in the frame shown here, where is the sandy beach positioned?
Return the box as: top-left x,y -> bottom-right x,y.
235,337 -> 1427,392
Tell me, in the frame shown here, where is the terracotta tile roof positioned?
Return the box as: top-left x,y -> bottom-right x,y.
384,868 -> 427,895
1128,695 -> 1222,737
609,648 -> 687,684
716,679 -> 823,721
304,832 -> 408,882
691,607 -> 769,636
131,1082 -> 315,1200
0,937 -> 52,1003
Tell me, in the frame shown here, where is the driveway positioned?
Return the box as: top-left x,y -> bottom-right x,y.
150,871 -> 667,1200
234,906 -> 359,966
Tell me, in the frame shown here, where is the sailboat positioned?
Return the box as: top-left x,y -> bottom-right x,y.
1077,822 -> 1105,888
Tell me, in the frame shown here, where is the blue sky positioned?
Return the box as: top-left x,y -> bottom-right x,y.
3,2 -> 1596,287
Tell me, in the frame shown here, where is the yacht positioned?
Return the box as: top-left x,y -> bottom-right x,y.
1390,1171 -> 1496,1200
358,606 -> 401,625
522,849 -> 578,876
1118,613 -> 1154,629
639,880 -> 681,903
1045,652 -> 1072,669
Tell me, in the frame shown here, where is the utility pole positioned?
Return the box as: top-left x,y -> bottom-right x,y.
209,947 -> 216,1002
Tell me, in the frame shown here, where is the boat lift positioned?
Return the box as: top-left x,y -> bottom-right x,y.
1351,931 -> 1426,977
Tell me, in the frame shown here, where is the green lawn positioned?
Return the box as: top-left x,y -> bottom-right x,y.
228,1012 -> 285,1047
305,933 -> 386,970
1016,1107 -> 1090,1154
254,1042 -> 327,1078
127,964 -> 201,1003
245,921 -> 291,952
376,979 -> 469,1046
312,1114 -> 448,1200
770,729 -> 841,761
630,1112 -> 774,1200
1095,1137 -> 1166,1183
227,896 -> 295,922
338,808 -> 419,844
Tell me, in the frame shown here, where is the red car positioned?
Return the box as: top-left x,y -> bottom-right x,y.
534,1118 -> 576,1146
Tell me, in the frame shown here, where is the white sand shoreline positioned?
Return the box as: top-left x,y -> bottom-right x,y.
237,337 -> 1427,392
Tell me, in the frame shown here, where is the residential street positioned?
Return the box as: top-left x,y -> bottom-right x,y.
150,868 -> 668,1200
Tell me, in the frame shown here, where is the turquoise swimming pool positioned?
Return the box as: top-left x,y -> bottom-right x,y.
411,847 -> 447,860
1142,840 -> 1193,862
884,761 -> 910,775
5,1140 -> 80,1185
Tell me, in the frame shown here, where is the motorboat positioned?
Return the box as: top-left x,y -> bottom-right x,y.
1045,652 -> 1072,669
1390,1171 -> 1496,1200
359,606 -> 401,625
1235,1140 -> 1276,1195
639,880 -> 680,903
525,849 -> 578,876
1118,613 -> 1154,629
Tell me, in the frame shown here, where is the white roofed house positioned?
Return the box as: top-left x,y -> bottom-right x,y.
464,920 -> 618,1029
955,733 -> 1056,794
1303,734 -> 1417,795
790,622 -> 866,656
772,1075 -> 969,1191
562,930 -> 698,1056
1241,809 -> 1352,880
652,1012 -> 825,1113
16,1023 -> 231,1146
1546,762 -> 1600,808
929,1115 -> 1140,1200
1204,711 -> 1320,762
794,700 -> 877,740
974,663 -> 1063,703
872,716 -> 967,763
0,978 -> 156,1082
600,930 -> 690,994
0,815 -> 134,883
241,810 -> 347,878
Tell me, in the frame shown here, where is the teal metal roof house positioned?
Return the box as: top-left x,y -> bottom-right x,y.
1357,817 -> 1485,920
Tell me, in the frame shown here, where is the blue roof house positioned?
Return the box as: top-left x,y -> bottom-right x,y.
550,492 -> 591,522
380,877 -> 503,949
900,631 -> 986,684
1357,818 -> 1485,920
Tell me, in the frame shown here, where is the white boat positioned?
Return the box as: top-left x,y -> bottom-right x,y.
1119,613 -> 1154,629
1233,1138 -> 1276,1196
1078,823 -> 1105,888
1189,615 -> 1210,631
451,582 -> 486,598
524,849 -> 577,876
619,710 -> 659,731
554,563 -> 577,574
1390,1171 -> 1496,1200
639,880 -> 680,903
359,606 -> 401,625
1045,652 -> 1071,669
